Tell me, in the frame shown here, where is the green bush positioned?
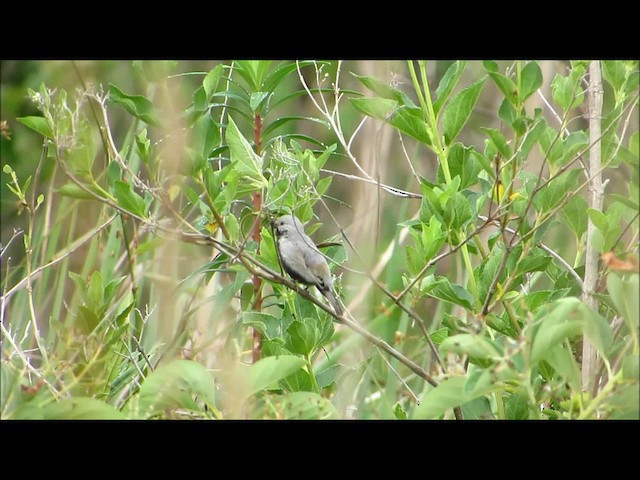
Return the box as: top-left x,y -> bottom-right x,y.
1,60 -> 638,419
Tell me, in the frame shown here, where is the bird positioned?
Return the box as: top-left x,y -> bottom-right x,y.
272,214 -> 343,316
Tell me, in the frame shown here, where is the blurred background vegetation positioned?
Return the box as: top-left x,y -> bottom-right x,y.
1,60 -> 637,420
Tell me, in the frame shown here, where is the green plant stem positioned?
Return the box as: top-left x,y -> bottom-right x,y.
407,60 -> 478,304
306,354 -> 320,394
37,344 -> 105,407
494,391 -> 506,419
577,370 -> 623,419
420,61 -> 476,300
516,61 -> 523,112
460,237 -> 479,303
24,145 -> 50,366
407,61 -> 429,127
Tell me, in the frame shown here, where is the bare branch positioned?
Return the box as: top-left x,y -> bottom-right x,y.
582,61 -> 604,394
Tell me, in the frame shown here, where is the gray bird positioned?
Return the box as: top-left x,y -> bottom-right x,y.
273,214 -> 343,316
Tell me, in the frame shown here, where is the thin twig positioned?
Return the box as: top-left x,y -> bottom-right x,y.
374,346 -> 421,403
1,214 -> 118,302
477,214 -> 584,290
319,168 -> 421,198
0,228 -> 24,259
297,61 -> 372,180
397,132 -> 422,186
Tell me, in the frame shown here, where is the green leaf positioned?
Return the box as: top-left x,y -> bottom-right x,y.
66,124 -> 97,178
316,174 -> 333,199
249,91 -> 270,113
389,107 -> 431,145
602,60 -> 626,93
561,193 -> 589,239
280,368 -> 312,392
463,369 -> 498,399
505,392 -> 530,420
125,359 -> 216,419
607,274 -> 639,331
104,275 -> 126,305
57,182 -> 95,200
535,169 -> 580,213
443,191 -> 473,230
498,98 -> 517,125
235,60 -> 272,91
226,116 -> 266,188
87,270 -> 103,308
443,77 -> 486,145
270,391 -> 339,420
352,73 -> 411,104
438,142 -> 483,189
405,244 -> 424,277
203,64 -> 224,98
135,128 -> 151,163
519,61 -> 543,102
520,290 -> 557,314
393,403 -> 408,420
43,398 -> 126,420
413,377 -> 465,419
263,60 -> 319,94
542,344 -> 581,393
610,193 -> 639,211
482,127 -> 512,160
192,113 -> 221,158
242,355 -> 306,398
286,318 -> 333,357
586,208 -> 609,236
581,306 -> 613,360
538,125 -> 564,164
559,130 -> 589,166
262,115 -> 330,138
243,312 -> 287,341
423,276 -> 474,310
350,97 -> 397,121
429,327 -> 450,345
17,116 -> 53,139
440,334 -> 501,360
608,384 -> 640,419
76,306 -> 100,334
192,86 -> 208,112
108,84 -> 160,126
550,71 -> 584,111
484,61 -> 518,105
531,297 -> 584,362
113,181 -> 146,217
413,376 -> 493,419
315,364 -> 341,389
434,61 -> 467,116
461,395 -> 494,420
513,251 -> 551,277
517,117 -> 547,162
420,217 -> 446,261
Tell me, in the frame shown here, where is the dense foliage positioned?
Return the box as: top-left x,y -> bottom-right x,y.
1,60 -> 638,419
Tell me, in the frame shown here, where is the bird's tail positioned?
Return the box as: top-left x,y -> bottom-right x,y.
323,289 -> 343,317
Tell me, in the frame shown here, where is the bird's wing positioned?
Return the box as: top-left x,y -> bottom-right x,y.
301,247 -> 331,289
280,238 -> 316,285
